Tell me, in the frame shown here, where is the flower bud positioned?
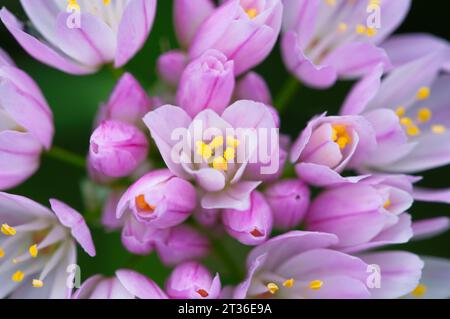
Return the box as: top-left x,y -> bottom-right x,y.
222,191 -> 273,245
265,179 -> 310,229
235,72 -> 272,105
176,49 -> 235,117
117,169 -> 196,229
166,262 -> 221,299
155,225 -> 210,266
89,120 -> 149,178
157,50 -> 188,86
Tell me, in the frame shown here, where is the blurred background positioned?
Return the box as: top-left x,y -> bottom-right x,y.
0,0 -> 449,287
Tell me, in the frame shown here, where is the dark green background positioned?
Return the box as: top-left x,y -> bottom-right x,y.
0,0 -> 449,287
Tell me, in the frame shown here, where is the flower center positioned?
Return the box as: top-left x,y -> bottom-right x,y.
195,135 -> 240,172
135,194 -> 156,214
331,125 -> 351,149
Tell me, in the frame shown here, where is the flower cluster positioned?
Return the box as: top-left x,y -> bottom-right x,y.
1,0 -> 450,299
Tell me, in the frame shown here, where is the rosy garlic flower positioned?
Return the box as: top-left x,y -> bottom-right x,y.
0,193 -> 95,299
0,0 -> 157,74
143,100 -> 279,210
72,269 -> 167,299
290,114 -> 377,186
0,47 -> 54,190
281,0 -> 410,88
341,47 -> 450,174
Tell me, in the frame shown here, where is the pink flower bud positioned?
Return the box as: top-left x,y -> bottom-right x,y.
165,262 -> 221,299
117,169 -> 197,229
155,224 -> 210,266
222,191 -> 273,245
89,120 -> 149,178
265,179 -> 310,229
235,72 -> 272,105
157,50 -> 188,86
176,49 -> 235,117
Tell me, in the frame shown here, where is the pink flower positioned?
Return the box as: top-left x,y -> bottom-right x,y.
0,0 -> 157,74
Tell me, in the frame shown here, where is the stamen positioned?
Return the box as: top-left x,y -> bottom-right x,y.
416,87 -> 430,100
1,224 -> 16,236
212,156 -> 228,171
29,244 -> 38,258
309,280 -> 323,290
135,195 -> 156,213
12,270 -> 25,282
103,0 -> 111,4
196,289 -> 209,298
395,107 -> 406,117
196,141 -> 212,160
383,199 -> 391,209
410,284 -> 427,297
0,248 -> 4,258
400,117 -> 413,126
67,0 -> 80,11
356,24 -> 367,34
32,279 -> 44,288
432,125 -> 446,134
267,282 -> 279,294
337,22 -> 348,33
283,278 -> 295,288
366,28 -> 377,37
406,125 -> 421,136
224,147 -> 235,161
226,136 -> 240,148
417,108 -> 432,123
250,228 -> 264,237
245,8 -> 258,19
331,125 -> 351,149
325,0 -> 336,5
209,136 -> 224,150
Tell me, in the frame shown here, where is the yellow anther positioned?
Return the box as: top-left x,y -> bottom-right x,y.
309,280 -> 323,290
383,199 -> 391,209
283,278 -> 295,288
406,125 -> 421,136
432,124 -> 446,134
32,279 -> 44,288
417,108 -> 432,123
12,271 -> 25,282
245,8 -> 258,19
209,136 -> 224,150
196,141 -> 212,160
103,0 -> 111,4
267,282 -> 279,294
366,28 -> 377,37
416,87 -> 430,100
0,248 -> 4,258
1,224 -> 16,236
410,284 -> 427,297
325,0 -> 336,5
400,117 -> 413,126
224,147 -> 236,161
337,22 -> 348,32
212,157 -> 228,171
67,0 -> 80,10
336,137 -> 349,149
356,24 -> 367,34
395,107 -> 406,117
29,244 -> 38,258
331,125 -> 351,149
226,136 -> 240,148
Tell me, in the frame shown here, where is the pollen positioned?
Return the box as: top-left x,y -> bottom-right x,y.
400,117 -> 413,126
283,278 -> 295,288
356,24 -> 367,34
32,279 -> 44,288
337,22 -> 348,32
67,0 -> 80,10
395,107 -> 406,117
406,125 -> 421,136
431,124 -> 446,134
245,8 -> 258,19
212,156 -> 228,171
29,244 -> 38,258
12,271 -> 25,282
135,195 -> 156,213
209,136 -> 224,150
417,108 -> 432,123
103,0 -> 111,4
332,125 -> 351,149
383,199 -> 391,209
226,136 -> 240,148
410,284 -> 427,297
224,147 -> 236,161
1,224 -> 16,236
196,141 -> 213,160
267,282 -> 279,294
309,280 -> 323,290
325,0 -> 336,5
0,248 -> 4,258
416,87 -> 430,100
366,28 -> 377,37
196,289 -> 209,298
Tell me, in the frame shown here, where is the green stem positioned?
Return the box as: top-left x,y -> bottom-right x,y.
108,64 -> 125,79
46,146 -> 86,170
274,76 -> 301,114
